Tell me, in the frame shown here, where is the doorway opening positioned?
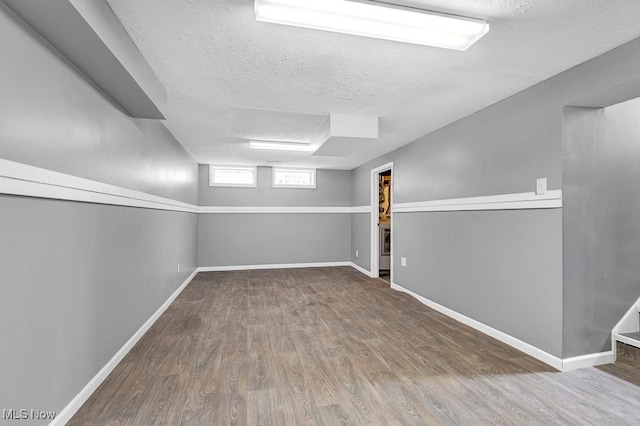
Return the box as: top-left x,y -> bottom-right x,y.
370,162 -> 393,283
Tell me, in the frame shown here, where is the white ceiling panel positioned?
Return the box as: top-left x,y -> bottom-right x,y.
106,0 -> 640,169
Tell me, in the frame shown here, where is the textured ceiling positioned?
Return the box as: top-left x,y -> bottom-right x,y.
106,0 -> 640,169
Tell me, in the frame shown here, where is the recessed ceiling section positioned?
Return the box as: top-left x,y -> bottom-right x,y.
311,113 -> 379,157
231,108 -> 325,143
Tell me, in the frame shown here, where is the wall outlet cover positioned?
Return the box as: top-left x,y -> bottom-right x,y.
355,250 -> 359,257
401,257 -> 407,267
536,177 -> 547,195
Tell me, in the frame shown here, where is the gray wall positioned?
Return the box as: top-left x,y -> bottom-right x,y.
198,213 -> 350,267
0,3 -> 199,423
198,165 -> 352,267
351,213 -> 371,271
350,29 -> 640,359
351,153 -> 394,207
352,37 -> 640,206
563,102 -> 640,357
0,3 -> 197,204
349,80 -> 568,356
198,165 -> 351,206
0,196 -> 197,422
394,210 -> 563,356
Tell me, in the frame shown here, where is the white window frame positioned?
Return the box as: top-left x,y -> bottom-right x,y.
272,167 -> 316,189
209,165 -> 257,188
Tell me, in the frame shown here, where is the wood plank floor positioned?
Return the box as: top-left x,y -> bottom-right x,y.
70,267 -> 640,425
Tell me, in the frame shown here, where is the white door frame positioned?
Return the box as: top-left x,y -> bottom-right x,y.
370,162 -> 394,280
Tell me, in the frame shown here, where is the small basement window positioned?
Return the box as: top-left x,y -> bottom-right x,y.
272,167 -> 316,188
209,165 -> 257,187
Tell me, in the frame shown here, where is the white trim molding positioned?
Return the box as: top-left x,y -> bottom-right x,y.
0,159 -> 565,216
393,190 -> 562,213
612,296 -> 640,335
198,261 -> 351,272
0,158 -> 199,213
52,269 -> 199,426
390,281 -> 613,372
0,159 -> 363,214
351,205 -> 370,213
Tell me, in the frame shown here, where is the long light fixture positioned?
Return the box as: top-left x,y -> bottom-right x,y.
249,140 -> 312,152
254,0 -> 489,50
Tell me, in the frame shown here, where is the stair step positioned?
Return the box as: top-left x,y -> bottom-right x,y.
620,332 -> 640,343
615,333 -> 640,365
616,340 -> 640,363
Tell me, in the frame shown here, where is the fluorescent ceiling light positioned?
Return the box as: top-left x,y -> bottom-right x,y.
250,140 -> 312,152
255,0 -> 489,50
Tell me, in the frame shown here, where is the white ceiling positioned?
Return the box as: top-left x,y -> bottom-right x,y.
106,0 -> 640,170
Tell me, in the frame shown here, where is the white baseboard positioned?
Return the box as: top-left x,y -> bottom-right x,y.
390,282 -> 617,372
51,269 -> 199,426
390,282 -> 566,370
198,261 -> 374,278
197,261 -> 351,272
349,262 -> 373,277
562,351 -> 615,371
199,206 -> 354,214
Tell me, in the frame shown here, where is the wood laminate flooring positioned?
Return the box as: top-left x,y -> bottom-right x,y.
70,267 -> 640,425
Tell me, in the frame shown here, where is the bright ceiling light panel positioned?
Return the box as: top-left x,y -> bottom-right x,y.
254,0 -> 489,50
250,141 -> 312,152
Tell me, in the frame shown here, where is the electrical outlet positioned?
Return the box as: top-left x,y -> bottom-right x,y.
536,177 -> 547,195
401,257 -> 407,267
355,250 -> 359,258
177,263 -> 180,272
